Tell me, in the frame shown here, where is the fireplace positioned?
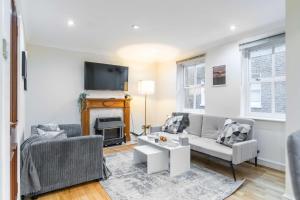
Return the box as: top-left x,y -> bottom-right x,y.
94,117 -> 125,146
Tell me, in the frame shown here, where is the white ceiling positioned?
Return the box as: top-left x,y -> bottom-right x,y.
20,0 -> 285,61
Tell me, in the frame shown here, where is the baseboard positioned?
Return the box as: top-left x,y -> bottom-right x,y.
282,193 -> 295,200
257,157 -> 285,171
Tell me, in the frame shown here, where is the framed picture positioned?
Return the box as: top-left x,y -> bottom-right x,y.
213,65 -> 226,86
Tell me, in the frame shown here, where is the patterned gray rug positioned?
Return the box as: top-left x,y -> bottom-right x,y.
101,151 -> 244,200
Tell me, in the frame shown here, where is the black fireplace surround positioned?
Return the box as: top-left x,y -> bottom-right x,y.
94,117 -> 125,146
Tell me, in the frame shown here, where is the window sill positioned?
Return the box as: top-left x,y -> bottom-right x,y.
183,109 -> 205,114
241,115 -> 286,122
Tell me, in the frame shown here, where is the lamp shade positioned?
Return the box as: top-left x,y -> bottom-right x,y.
138,80 -> 155,95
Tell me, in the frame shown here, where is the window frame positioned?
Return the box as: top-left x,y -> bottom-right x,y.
182,63 -> 205,113
243,42 -> 286,120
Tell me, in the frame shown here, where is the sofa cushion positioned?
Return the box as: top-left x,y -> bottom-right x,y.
32,124 -> 82,138
188,135 -> 233,161
185,114 -> 203,137
201,115 -> 226,140
58,124 -> 82,137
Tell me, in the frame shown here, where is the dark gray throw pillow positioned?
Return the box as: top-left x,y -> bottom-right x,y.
216,119 -> 251,147
162,115 -> 183,134
172,112 -> 190,133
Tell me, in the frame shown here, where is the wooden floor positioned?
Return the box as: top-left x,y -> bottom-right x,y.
37,144 -> 285,200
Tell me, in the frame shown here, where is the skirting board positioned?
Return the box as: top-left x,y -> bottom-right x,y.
282,193 -> 295,200
257,157 -> 285,171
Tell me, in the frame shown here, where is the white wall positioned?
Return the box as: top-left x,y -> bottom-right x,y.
25,45 -> 157,138
205,42 -> 241,116
155,61 -> 178,124
0,0 -> 12,199
156,41 -> 286,171
16,17 -> 26,199
285,0 -> 300,199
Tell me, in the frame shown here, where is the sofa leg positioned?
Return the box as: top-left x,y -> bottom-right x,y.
255,157 -> 258,167
230,162 -> 236,181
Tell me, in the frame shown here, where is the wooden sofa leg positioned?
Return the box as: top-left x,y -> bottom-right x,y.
230,162 -> 236,181
255,157 -> 258,167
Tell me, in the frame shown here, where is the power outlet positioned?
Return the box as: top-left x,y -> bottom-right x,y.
2,38 -> 8,60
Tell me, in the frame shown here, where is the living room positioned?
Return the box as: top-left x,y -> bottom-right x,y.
1,0 -> 300,200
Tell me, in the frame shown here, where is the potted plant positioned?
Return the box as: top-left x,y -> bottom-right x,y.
78,92 -> 88,112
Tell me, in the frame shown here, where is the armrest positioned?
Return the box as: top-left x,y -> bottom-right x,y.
150,126 -> 162,133
30,135 -> 104,183
32,135 -> 103,149
31,135 -> 103,160
232,139 -> 258,165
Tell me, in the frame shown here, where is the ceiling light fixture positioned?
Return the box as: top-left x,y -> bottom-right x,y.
131,25 -> 140,30
230,25 -> 236,31
67,19 -> 75,27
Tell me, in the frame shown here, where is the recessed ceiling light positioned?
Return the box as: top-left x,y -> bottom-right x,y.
131,25 -> 140,30
67,19 -> 75,27
230,25 -> 236,31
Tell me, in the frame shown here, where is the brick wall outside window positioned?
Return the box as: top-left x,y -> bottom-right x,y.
244,41 -> 286,119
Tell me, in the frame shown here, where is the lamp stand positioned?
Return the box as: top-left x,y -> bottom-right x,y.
143,95 -> 150,135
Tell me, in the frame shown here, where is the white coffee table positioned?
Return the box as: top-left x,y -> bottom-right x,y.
134,135 -> 190,177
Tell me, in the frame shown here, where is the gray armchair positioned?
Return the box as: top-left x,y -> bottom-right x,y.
28,124 -> 104,196
287,131 -> 300,200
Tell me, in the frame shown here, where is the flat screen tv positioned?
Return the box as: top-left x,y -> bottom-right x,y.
84,62 -> 128,91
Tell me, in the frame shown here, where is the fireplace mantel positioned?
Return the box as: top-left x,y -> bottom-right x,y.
81,98 -> 131,141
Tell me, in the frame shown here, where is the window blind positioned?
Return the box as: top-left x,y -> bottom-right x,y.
176,54 -> 206,67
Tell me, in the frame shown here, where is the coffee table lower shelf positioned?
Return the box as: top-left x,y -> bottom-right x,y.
134,136 -> 190,177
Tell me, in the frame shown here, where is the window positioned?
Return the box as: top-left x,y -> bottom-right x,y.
177,56 -> 205,113
242,35 -> 286,120
184,64 -> 205,110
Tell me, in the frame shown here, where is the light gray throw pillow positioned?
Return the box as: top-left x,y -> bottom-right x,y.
37,128 -> 67,139
37,123 -> 60,131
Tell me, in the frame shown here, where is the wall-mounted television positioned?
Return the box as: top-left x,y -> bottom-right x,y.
84,62 -> 128,91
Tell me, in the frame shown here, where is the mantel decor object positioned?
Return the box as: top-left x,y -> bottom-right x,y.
78,92 -> 88,112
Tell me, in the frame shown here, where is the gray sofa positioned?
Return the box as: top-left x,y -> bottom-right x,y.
287,131 -> 300,200
151,113 -> 258,181
28,124 -> 104,196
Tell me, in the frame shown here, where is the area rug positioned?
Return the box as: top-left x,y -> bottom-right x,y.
101,151 -> 244,200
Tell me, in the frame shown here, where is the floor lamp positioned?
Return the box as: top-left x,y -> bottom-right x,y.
138,80 -> 155,135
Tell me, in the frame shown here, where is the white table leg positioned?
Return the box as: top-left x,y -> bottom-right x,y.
169,146 -> 190,177
133,149 -> 146,164
147,151 -> 168,174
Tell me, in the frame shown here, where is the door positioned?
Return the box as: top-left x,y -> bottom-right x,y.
10,0 -> 18,199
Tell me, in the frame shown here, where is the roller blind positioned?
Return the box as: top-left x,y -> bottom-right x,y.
239,33 -> 285,50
